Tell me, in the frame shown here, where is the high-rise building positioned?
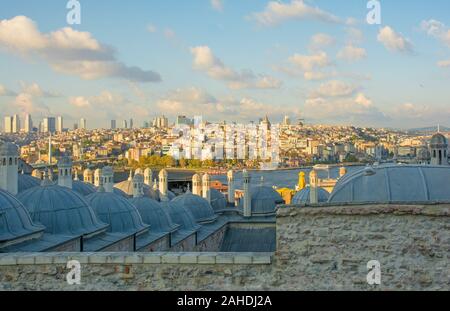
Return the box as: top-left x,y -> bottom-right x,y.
176,116 -> 192,126
24,114 -> 33,133
3,116 -> 13,133
111,120 -> 117,130
56,116 -> 64,133
122,120 -> 128,129
43,117 -> 56,133
129,119 -> 134,129
79,118 -> 87,130
12,115 -> 20,133
154,115 -> 169,129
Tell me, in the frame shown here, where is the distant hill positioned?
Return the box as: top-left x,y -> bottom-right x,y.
407,126 -> 450,134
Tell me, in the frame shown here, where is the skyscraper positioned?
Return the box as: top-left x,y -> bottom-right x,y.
24,114 -> 33,133
79,118 -> 87,130
56,116 -> 64,133
129,119 -> 134,129
12,115 -> 20,133
43,117 -> 56,133
123,120 -> 128,129
111,120 -> 117,130
3,116 -> 13,133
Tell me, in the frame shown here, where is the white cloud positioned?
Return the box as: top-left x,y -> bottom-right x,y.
70,96 -> 91,108
190,46 -> 281,89
289,51 -> 331,71
309,33 -> 335,50
0,16 -> 161,83
0,84 -> 16,96
147,24 -> 157,33
251,0 -> 344,26
377,26 -> 413,53
337,45 -> 367,61
420,19 -> 450,47
303,71 -> 336,81
211,0 -> 224,12
311,80 -> 357,98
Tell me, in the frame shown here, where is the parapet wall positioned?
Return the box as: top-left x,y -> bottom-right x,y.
0,204 -> 449,291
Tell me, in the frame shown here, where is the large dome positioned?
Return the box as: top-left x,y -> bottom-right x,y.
114,179 -> 159,200
239,186 -> 284,215
86,191 -> 149,234
430,133 -> 448,147
17,184 -> 108,236
292,186 -> 330,205
18,174 -> 41,193
162,200 -> 201,232
210,189 -> 227,211
72,180 -> 97,196
130,197 -> 178,233
171,192 -> 217,223
0,189 -> 44,248
329,164 -> 450,204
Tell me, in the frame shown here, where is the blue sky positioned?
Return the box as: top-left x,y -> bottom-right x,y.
0,0 -> 450,129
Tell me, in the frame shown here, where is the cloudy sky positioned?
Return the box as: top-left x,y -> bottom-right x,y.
1,0 -> 450,129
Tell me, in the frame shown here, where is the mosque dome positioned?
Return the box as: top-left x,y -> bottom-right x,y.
17,184 -> 107,236
130,197 -> 178,233
18,174 -> 41,193
328,164 -> 450,204
114,179 -> 159,200
210,189 -> 227,211
0,189 -> 44,247
171,192 -> 217,223
239,186 -> 284,215
72,180 -> 97,196
161,200 -> 201,232
430,133 -> 448,147
86,191 -> 149,234
292,186 -> 330,205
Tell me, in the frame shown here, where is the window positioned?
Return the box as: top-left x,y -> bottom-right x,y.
9,158 -> 12,165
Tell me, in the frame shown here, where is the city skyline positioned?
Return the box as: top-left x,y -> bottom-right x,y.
0,1 -> 450,129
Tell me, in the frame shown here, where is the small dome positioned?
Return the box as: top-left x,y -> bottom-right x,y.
292,186 -> 330,205
130,197 -> 178,233
239,186 -> 284,215
86,192 -> 149,234
416,147 -> 431,161
18,174 -> 41,193
210,189 -> 227,211
0,189 -> 44,247
329,164 -> 450,204
0,142 -> 18,156
72,180 -> 97,196
162,200 -> 200,232
114,179 -> 159,200
172,192 -> 217,223
17,185 -> 107,236
430,133 -> 448,147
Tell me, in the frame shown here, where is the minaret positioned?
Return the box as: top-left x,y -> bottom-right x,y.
192,174 -> 202,196
57,156 -> 73,189
133,174 -> 144,198
83,168 -> 93,184
309,170 -> 319,204
159,169 -> 168,198
0,142 -> 19,195
297,171 -> 306,191
227,170 -> 235,205
202,173 -> 211,203
243,169 -> 252,217
339,167 -> 347,178
94,168 -> 102,187
102,166 -> 114,193
144,168 -> 153,188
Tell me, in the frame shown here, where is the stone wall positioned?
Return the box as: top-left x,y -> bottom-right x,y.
0,204 -> 448,291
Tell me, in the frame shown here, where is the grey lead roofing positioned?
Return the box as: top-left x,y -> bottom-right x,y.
220,227 -> 276,252
238,186 -> 284,215
329,164 -> 450,204
292,186 -> 330,205
130,196 -> 179,233
17,184 -> 108,237
171,192 -> 218,223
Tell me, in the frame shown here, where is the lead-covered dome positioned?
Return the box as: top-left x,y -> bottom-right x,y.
0,189 -> 44,248
329,164 -> 450,204
210,189 -> 227,211
130,197 -> 178,233
72,180 -> 97,196
86,191 -> 149,234
430,133 -> 448,146
162,200 -> 201,232
114,179 -> 159,200
171,192 -> 217,223
239,186 -> 284,215
292,186 -> 330,205
17,184 -> 108,236
18,174 -> 41,193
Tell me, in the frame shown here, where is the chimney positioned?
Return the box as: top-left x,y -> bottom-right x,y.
202,173 -> 211,203
0,143 -> 19,195
144,168 -> 153,187
192,174 -> 202,196
227,170 -> 235,205
83,169 -> 93,184
94,168 -> 102,187
102,166 -> 114,193
243,169 -> 252,217
57,156 -> 73,189
132,174 -> 144,198
309,170 -> 319,204
159,169 -> 168,198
